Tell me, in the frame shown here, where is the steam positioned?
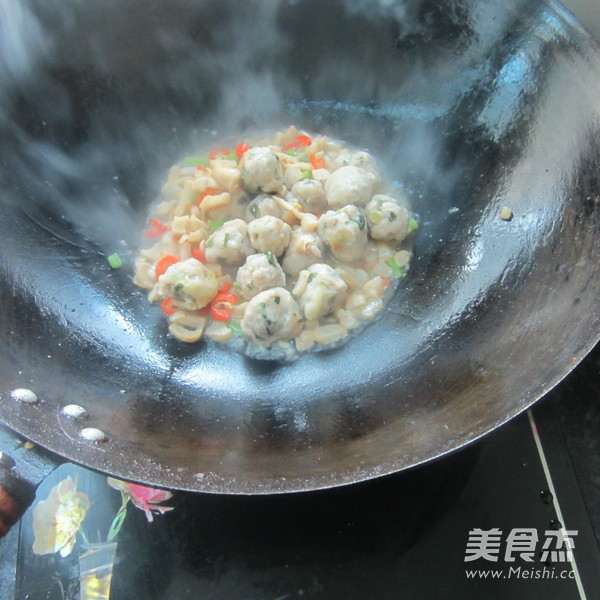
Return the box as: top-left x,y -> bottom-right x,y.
0,0 -> 536,257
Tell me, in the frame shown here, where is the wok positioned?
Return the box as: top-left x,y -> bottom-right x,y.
0,0 -> 599,508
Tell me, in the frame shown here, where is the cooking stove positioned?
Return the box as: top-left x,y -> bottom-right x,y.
1,344 -> 599,600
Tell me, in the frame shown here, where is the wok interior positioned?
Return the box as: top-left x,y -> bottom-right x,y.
0,0 -> 599,492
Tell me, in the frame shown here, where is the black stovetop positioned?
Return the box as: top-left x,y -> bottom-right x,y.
1,344 -> 599,600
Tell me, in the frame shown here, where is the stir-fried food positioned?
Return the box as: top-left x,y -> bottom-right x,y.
134,126 -> 417,360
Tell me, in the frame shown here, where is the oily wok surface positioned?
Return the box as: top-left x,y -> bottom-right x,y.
0,0 -> 599,493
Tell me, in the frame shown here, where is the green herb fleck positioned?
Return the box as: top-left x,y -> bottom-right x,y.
307,272 -> 317,284
224,233 -> 230,247
259,302 -> 267,309
298,155 -> 310,163
301,170 -> 312,180
355,213 -> 366,230
408,217 -> 419,233
209,219 -> 225,231
225,152 -> 237,161
227,322 -> 244,336
285,150 -> 300,157
107,253 -> 123,269
370,211 -> 383,224
174,283 -> 184,293
266,250 -> 277,267
249,204 -> 261,218
183,155 -> 209,167
386,258 -> 404,278
389,211 -> 397,221
274,295 -> 281,304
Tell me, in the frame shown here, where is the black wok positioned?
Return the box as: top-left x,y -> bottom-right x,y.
0,0 -> 599,502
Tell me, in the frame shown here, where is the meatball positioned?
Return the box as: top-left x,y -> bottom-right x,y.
245,193 -> 282,221
325,165 -> 373,208
281,227 -> 325,277
236,253 -> 286,300
318,205 -> 368,263
288,179 -> 327,215
241,287 -> 303,344
248,216 -> 292,257
204,218 -> 253,266
365,194 -> 410,243
156,258 -> 218,310
240,147 -> 284,194
332,151 -> 381,186
293,263 -> 348,320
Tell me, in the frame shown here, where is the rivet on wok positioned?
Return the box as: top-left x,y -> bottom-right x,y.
80,428 -> 108,443
61,404 -> 89,420
10,388 -> 38,404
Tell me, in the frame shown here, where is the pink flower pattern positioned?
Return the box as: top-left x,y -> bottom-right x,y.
107,478 -> 174,522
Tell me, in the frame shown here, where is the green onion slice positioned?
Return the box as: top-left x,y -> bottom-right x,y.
107,253 -> 123,269
209,219 -> 225,231
182,155 -> 210,167
266,250 -> 277,267
386,258 -> 404,278
227,322 -> 244,336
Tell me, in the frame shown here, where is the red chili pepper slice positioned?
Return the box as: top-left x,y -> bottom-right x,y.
195,187 -> 219,206
144,218 -> 168,238
161,298 -> 177,315
309,154 -> 326,169
209,148 -> 230,160
192,248 -> 206,263
209,291 -> 239,322
283,134 -> 312,151
155,255 -> 179,278
217,281 -> 233,294
235,143 -> 251,159
196,165 -> 208,172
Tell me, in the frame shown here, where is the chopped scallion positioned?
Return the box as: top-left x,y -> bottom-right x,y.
386,258 -> 404,278
301,170 -> 312,180
209,219 -> 225,231
183,155 -> 209,167
225,152 -> 237,161
107,253 -> 123,269
266,250 -> 277,267
355,213 -> 366,230
227,322 -> 244,336
249,204 -> 261,218
409,217 -> 419,233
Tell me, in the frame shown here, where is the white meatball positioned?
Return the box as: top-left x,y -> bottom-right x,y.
325,165 -> 373,208
236,253 -> 286,300
293,263 -> 348,320
248,216 -> 292,257
241,287 -> 303,344
281,227 -> 325,277
317,205 -> 368,263
332,151 -> 381,186
288,179 -> 327,214
204,218 -> 253,266
245,193 -> 282,221
240,147 -> 284,194
156,258 -> 218,310
365,194 -> 410,243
